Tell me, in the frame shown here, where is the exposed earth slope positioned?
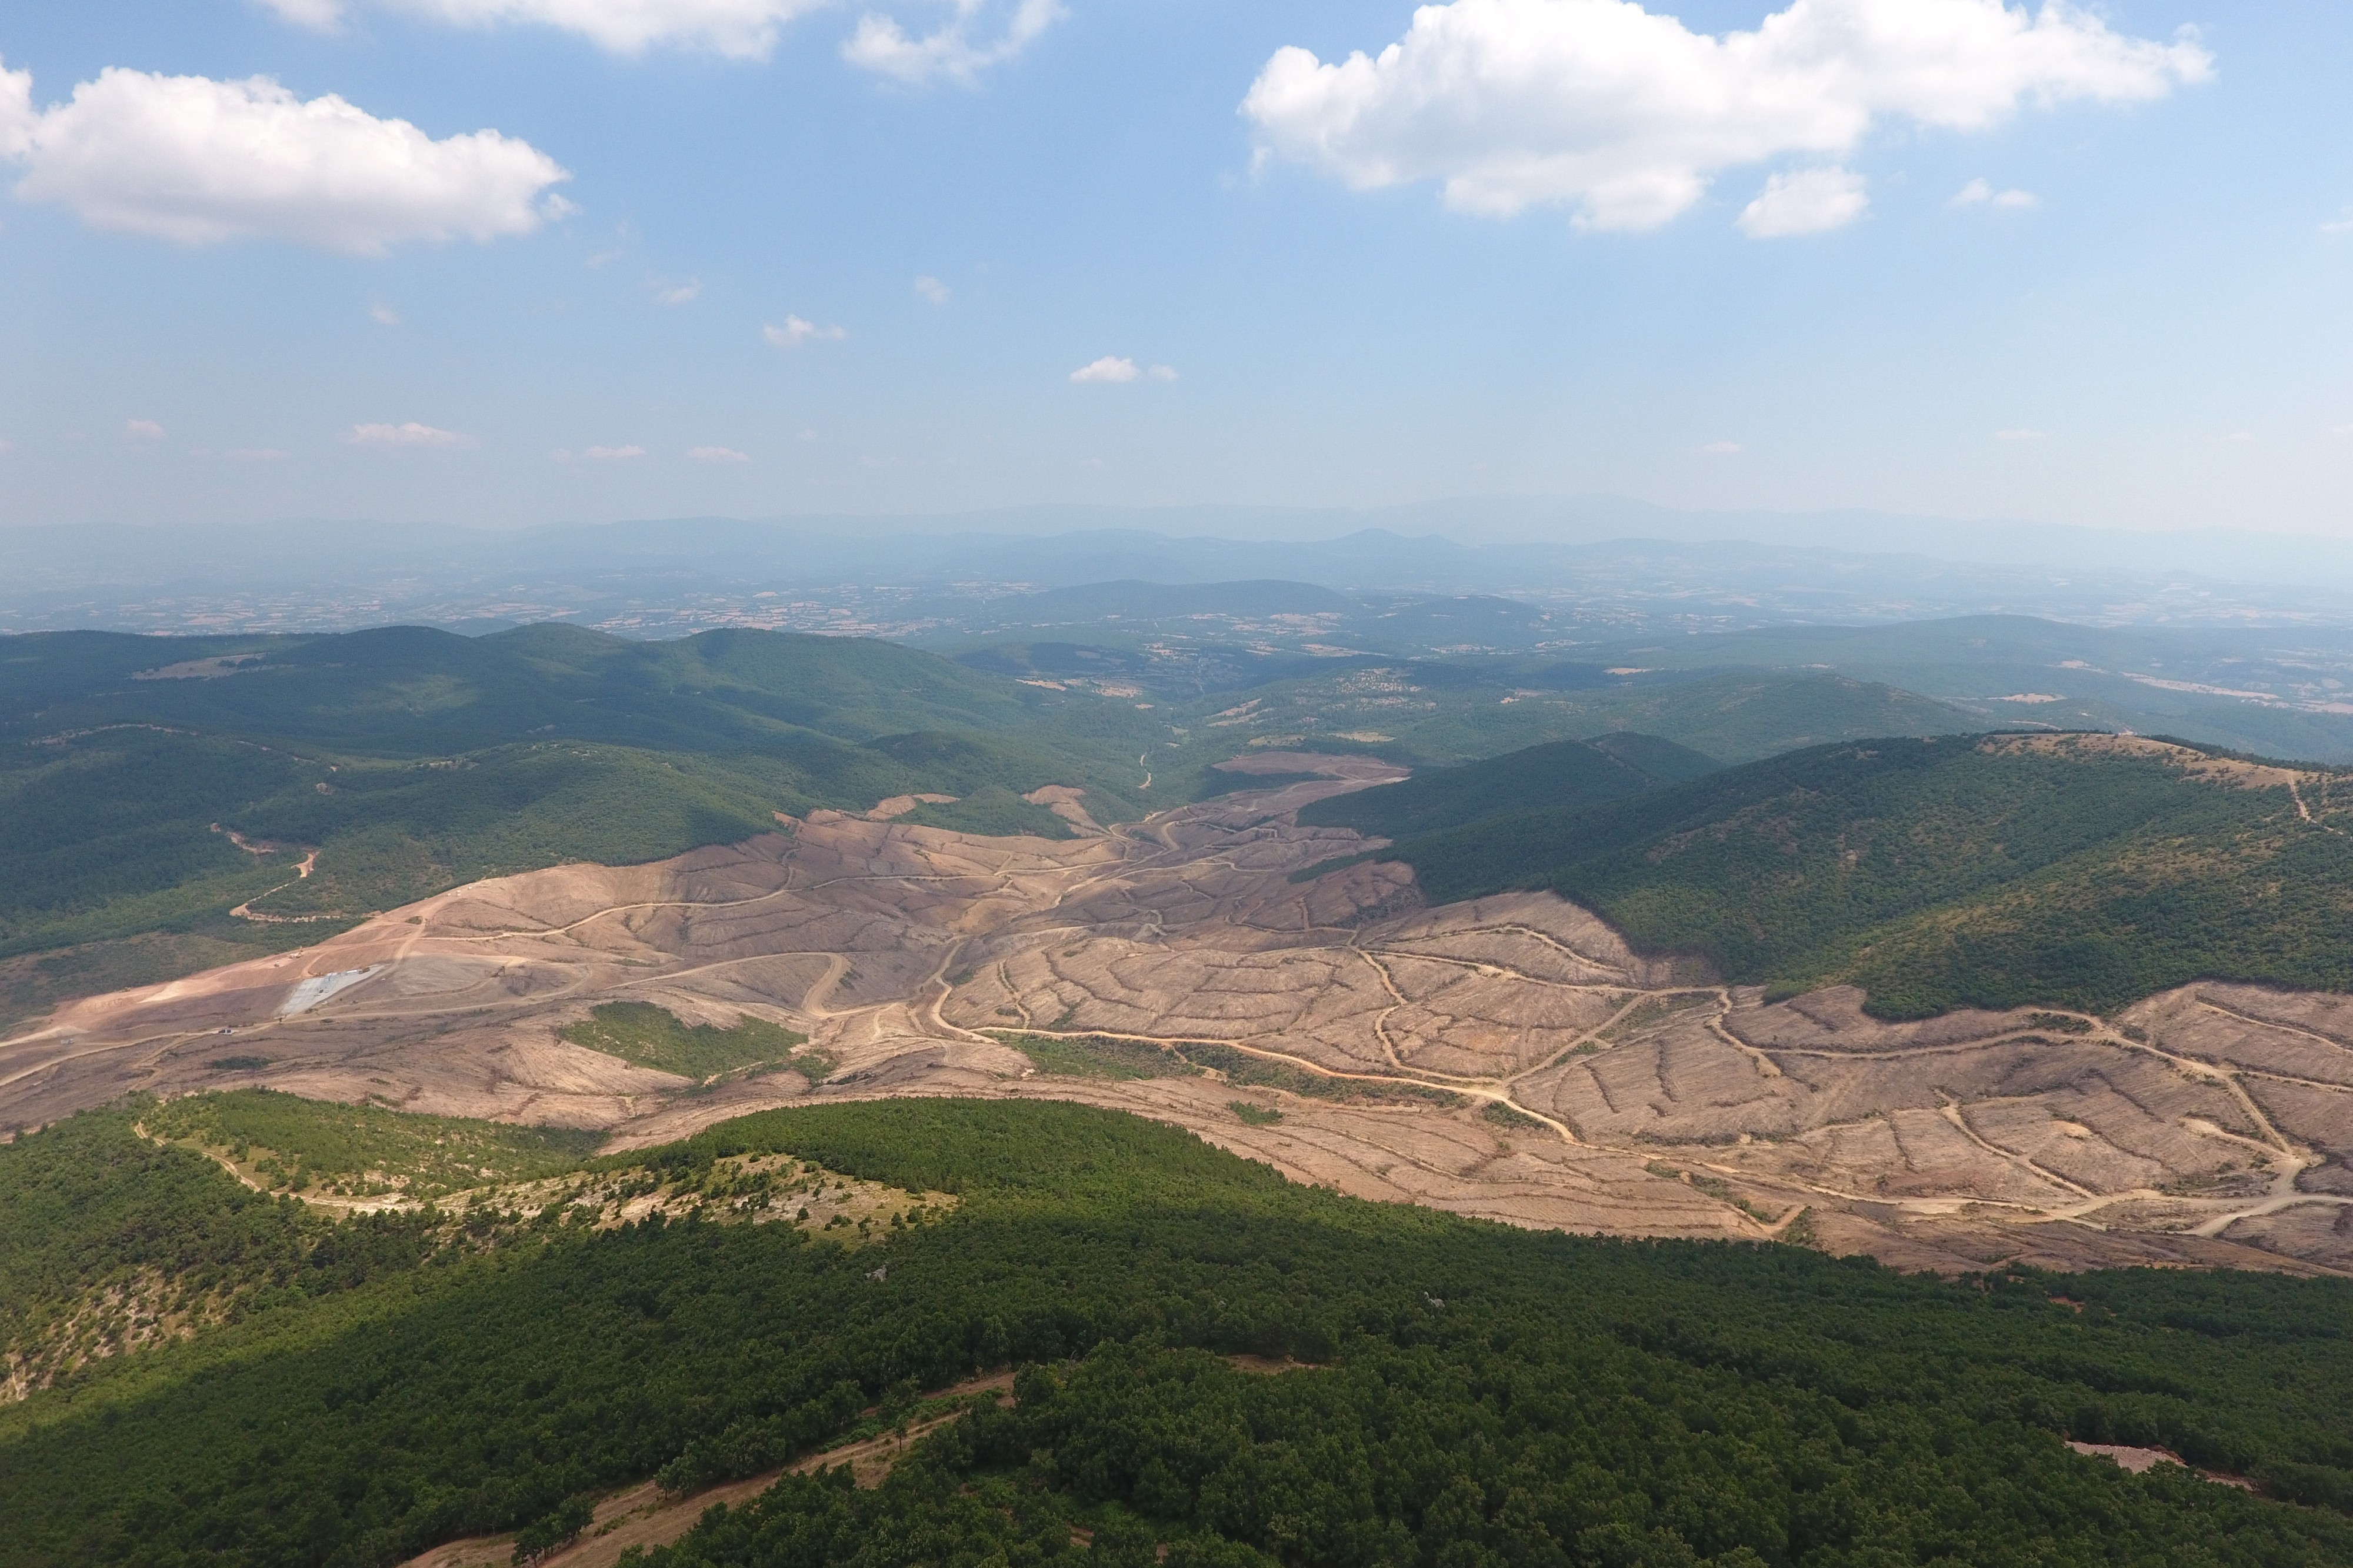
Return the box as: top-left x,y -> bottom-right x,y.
9,752 -> 2353,1276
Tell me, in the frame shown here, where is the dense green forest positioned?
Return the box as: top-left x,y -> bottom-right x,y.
0,1105 -> 445,1398
5,1096 -> 2353,1566
1298,732 -> 1717,841
1363,733 -> 2353,1016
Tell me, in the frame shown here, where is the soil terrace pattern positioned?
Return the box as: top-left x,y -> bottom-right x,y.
7,752 -> 2353,1276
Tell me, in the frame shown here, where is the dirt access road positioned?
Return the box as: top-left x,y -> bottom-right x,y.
8,750 -> 2353,1275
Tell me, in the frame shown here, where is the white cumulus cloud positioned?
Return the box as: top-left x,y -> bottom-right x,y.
1955,176 -> 2036,208
1069,356 -> 1139,384
585,443 -> 645,459
259,0 -> 829,59
0,59 -> 567,254
689,445 -> 751,462
0,59 -> 32,160
845,0 -> 1066,85
350,421 -> 473,446
764,315 -> 848,348
914,273 -> 951,304
1737,166 -> 1867,236
1241,0 -> 2209,230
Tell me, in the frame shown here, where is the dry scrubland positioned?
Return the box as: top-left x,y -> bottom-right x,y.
8,753 -> 2353,1275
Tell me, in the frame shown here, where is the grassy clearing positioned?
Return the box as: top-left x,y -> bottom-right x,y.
559,1001 -> 808,1081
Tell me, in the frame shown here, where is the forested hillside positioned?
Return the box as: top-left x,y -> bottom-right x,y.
3,1096 -> 2352,1566
1297,731 -> 1717,840
0,625 -> 1163,1026
1368,732 -> 2353,1016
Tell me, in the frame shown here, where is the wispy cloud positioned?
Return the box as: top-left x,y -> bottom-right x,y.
369,302 -> 401,326
1955,177 -> 2037,209
651,276 -> 702,306
349,421 -> 473,447
125,418 -> 165,439
257,0 -> 832,61
585,443 -> 646,459
689,445 -> 751,462
914,274 -> 951,305
1995,428 -> 2048,442
844,0 -> 1066,86
764,315 -> 847,348
1700,440 -> 1743,455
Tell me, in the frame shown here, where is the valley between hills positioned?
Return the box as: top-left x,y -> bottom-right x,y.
12,749 -> 2353,1277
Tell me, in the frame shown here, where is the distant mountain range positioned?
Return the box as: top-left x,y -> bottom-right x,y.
8,500 -> 2353,639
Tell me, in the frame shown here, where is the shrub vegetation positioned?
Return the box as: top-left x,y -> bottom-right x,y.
559,1003 -> 809,1082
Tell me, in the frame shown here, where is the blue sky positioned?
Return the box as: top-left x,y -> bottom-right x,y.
1,1 -> 2348,536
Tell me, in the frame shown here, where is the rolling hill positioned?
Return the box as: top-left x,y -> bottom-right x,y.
1296,730 -> 1718,840
1362,731 -> 2353,1017
0,625 -> 1165,1026
4,1095 -> 2352,1566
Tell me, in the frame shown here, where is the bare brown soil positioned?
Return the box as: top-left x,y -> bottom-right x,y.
7,749 -> 2352,1274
